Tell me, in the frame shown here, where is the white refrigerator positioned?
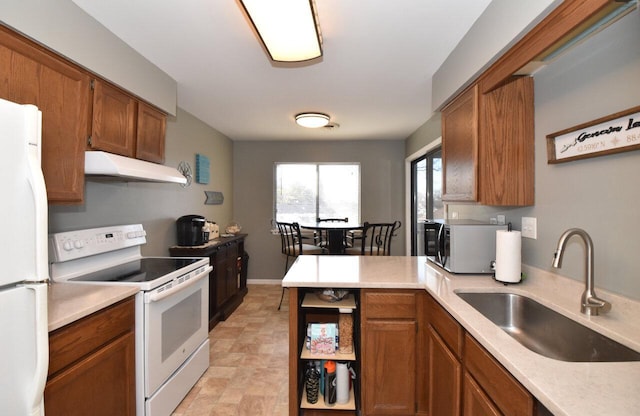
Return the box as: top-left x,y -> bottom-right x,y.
0,97 -> 50,415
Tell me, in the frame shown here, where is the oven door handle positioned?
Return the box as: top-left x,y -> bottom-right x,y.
146,265 -> 212,303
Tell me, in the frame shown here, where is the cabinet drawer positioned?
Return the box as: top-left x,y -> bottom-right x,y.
427,294 -> 463,358
464,334 -> 533,416
48,297 -> 135,377
363,290 -> 416,319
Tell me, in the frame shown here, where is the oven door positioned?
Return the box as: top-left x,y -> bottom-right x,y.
143,265 -> 211,396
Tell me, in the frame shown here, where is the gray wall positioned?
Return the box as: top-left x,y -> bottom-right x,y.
49,108 -> 234,256
405,113 -> 441,156
1,0 -> 177,114
233,140 -> 405,281
417,10 -> 640,299
432,0 -> 559,111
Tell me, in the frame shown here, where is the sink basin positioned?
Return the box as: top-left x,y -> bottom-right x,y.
456,292 -> 640,362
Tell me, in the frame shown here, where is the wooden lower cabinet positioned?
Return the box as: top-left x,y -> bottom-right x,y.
427,326 -> 461,416
44,297 -> 136,416
361,289 -> 423,416
426,293 -> 536,416
463,372 -> 501,416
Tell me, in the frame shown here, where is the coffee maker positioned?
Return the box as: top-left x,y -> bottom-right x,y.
176,215 -> 206,246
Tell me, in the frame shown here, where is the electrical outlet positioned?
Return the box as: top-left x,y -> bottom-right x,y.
496,215 -> 506,225
522,217 -> 537,239
450,211 -> 458,219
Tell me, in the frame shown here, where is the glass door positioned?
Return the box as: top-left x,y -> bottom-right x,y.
410,148 -> 442,255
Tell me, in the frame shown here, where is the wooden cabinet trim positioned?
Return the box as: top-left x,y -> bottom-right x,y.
479,0 -> 616,94
464,333 -> 534,416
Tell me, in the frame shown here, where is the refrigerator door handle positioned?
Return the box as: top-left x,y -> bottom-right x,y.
24,283 -> 49,416
24,106 -> 49,284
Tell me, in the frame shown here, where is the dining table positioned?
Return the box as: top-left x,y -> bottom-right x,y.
300,222 -> 365,254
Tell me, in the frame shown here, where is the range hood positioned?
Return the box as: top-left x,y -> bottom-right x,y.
85,151 -> 187,184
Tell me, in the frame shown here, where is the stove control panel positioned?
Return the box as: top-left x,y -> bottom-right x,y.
49,224 -> 146,263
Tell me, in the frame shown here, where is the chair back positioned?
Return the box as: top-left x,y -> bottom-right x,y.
317,217 -> 348,223
276,221 -> 302,257
360,221 -> 402,256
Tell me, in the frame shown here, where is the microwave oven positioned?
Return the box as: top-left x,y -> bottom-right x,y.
425,219 -> 507,274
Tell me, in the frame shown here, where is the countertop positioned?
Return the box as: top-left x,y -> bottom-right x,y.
282,255 -> 640,416
48,282 -> 139,332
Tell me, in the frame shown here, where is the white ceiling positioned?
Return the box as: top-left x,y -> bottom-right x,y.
72,0 -> 491,141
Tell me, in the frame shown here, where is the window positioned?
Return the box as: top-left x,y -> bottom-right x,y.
275,163 -> 360,224
410,148 -> 442,255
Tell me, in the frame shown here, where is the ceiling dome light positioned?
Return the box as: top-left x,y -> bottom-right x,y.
295,113 -> 330,128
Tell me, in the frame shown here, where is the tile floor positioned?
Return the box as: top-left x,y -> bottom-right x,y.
173,284 -> 290,416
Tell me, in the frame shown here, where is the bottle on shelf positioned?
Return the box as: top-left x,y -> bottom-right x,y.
324,360 -> 337,406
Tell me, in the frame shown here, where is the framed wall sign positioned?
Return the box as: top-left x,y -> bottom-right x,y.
547,105 -> 640,164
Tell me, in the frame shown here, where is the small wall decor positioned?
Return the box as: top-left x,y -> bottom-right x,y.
177,161 -> 193,188
204,191 -> 224,205
195,154 -> 210,184
547,105 -> 640,164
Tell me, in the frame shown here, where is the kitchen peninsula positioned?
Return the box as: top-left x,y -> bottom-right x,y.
283,255 -> 640,416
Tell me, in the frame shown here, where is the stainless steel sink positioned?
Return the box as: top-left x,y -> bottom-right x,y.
456,292 -> 640,362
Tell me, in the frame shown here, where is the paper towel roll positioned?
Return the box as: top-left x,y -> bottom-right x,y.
495,230 -> 521,283
336,362 -> 350,404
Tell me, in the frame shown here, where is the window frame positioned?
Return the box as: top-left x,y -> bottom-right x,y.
273,162 -> 361,225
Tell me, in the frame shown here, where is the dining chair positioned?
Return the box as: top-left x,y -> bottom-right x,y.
315,217 -> 349,250
276,221 -> 324,310
346,221 -> 402,256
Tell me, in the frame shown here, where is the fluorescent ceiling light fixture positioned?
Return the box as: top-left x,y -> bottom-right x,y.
295,113 -> 330,128
239,0 -> 323,62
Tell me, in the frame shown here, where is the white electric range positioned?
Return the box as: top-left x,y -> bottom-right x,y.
49,224 -> 212,416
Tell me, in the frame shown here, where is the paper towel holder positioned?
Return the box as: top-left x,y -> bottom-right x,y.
493,223 -> 523,285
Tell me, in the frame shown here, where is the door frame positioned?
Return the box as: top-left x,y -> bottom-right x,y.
404,138 -> 442,255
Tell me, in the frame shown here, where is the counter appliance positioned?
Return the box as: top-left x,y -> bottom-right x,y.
426,219 -> 507,274
0,98 -> 49,416
176,214 -> 207,246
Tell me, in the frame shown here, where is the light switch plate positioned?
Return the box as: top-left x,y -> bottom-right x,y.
522,217 -> 537,239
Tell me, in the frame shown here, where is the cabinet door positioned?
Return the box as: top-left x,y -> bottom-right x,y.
441,84 -> 478,202
91,80 -> 136,157
479,76 -> 534,206
215,244 -> 229,308
362,320 -> 416,415
428,325 -> 461,416
0,26 -> 91,203
463,372 -> 501,416
45,332 -> 136,416
226,241 -> 240,299
136,101 -> 166,163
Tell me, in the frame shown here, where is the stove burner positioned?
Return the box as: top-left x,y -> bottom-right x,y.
70,258 -> 201,283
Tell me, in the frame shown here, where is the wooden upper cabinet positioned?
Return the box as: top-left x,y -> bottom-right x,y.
479,76 -> 534,206
442,84 -> 479,202
136,101 -> 166,163
441,76 -> 534,206
91,80 -> 166,163
90,80 -> 136,157
0,26 -> 91,204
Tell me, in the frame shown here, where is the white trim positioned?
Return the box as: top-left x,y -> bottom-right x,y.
404,138 -> 442,255
247,279 -> 282,285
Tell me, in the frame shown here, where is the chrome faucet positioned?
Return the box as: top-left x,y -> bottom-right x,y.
552,228 -> 611,316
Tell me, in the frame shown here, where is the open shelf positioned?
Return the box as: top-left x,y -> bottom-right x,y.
300,345 -> 356,361
302,293 -> 357,310
301,385 -> 356,410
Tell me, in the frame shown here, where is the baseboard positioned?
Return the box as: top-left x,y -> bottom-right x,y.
247,279 -> 282,285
